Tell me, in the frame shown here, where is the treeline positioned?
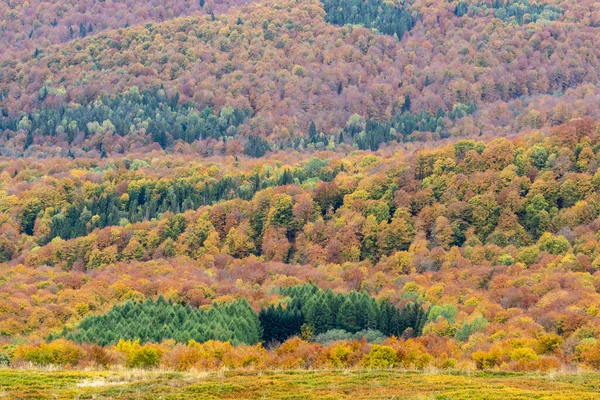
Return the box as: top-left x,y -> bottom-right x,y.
1,87 -> 249,151
454,0 -> 564,24
321,0 -> 415,39
52,286 -> 426,347
54,297 -> 261,346
260,284 -> 428,343
9,333 -> 559,371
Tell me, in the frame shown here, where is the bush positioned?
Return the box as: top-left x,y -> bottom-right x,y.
535,333 -> 563,355
0,352 -> 10,366
472,349 -> 502,370
509,347 -> 542,371
578,340 -> 600,369
130,347 -> 161,369
510,347 -> 538,362
313,329 -> 386,345
313,329 -> 353,344
363,345 -> 397,368
164,344 -> 202,371
324,343 -> 353,367
353,329 -> 385,344
116,339 -> 163,369
14,339 -> 85,366
274,337 -> 322,369
88,345 -> 113,368
222,344 -> 268,369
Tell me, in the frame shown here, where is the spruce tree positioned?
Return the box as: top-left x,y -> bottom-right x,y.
308,121 -> 318,143
311,296 -> 332,334
402,95 -> 411,113
336,298 -> 359,332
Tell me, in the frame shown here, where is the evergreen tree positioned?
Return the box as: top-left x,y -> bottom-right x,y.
310,296 -> 332,334
25,130 -> 33,149
66,298 -> 261,346
336,298 -> 359,332
402,95 -> 411,113
308,121 -> 318,143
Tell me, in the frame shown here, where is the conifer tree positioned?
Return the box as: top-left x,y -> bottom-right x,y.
336,298 -> 359,332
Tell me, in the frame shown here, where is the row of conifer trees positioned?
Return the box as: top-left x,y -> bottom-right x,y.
53,285 -> 428,346
53,297 -> 261,346
260,285 -> 428,343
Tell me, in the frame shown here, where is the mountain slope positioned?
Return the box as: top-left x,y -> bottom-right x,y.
1,0 -> 600,156
0,0 -> 254,55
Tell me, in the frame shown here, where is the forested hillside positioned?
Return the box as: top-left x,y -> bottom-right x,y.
2,0 -> 600,156
3,0 -> 600,377
3,119 -> 600,371
0,0 -> 252,55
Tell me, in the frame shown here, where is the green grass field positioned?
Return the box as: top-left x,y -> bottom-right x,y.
2,369 -> 600,399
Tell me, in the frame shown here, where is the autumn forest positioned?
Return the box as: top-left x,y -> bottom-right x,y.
3,0 -> 600,395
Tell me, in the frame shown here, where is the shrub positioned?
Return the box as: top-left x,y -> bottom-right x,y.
324,343 -> 353,367
353,329 -> 385,344
14,339 -> 85,366
130,346 -> 161,369
472,349 -> 502,370
363,345 -> 397,368
436,354 -> 458,369
313,329 -> 353,344
535,333 -> 563,355
509,347 -> 541,371
88,345 -> 113,368
222,344 -> 268,369
274,337 -> 322,369
510,347 -> 538,362
164,344 -> 202,371
0,352 -> 10,366
116,339 -> 163,369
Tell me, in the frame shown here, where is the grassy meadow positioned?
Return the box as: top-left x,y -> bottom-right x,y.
2,369 -> 600,399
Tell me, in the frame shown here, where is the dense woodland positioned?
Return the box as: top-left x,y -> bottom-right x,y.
0,0 -> 252,55
50,285 -> 426,347
3,119 -> 600,371
322,0 -> 415,38
2,0 -> 600,157
3,0 -> 600,374
260,285 -> 427,342
57,297 -> 262,346
1,87 -> 249,152
453,0 -> 564,24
